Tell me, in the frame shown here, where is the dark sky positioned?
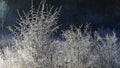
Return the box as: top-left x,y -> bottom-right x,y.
1,0 -> 120,32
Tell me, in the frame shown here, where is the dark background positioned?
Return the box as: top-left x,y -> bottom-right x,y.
1,0 -> 120,33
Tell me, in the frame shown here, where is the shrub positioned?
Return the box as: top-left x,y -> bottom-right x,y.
0,0 -> 61,68
52,26 -> 120,68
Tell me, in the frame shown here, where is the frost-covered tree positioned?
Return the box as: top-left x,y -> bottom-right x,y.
0,0 -> 61,68
0,0 -> 8,32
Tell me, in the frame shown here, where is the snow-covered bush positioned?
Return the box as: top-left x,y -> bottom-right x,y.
92,32 -> 120,68
0,0 -> 61,68
52,25 -> 120,68
52,25 -> 94,68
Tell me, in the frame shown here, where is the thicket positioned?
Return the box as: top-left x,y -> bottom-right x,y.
0,1 -> 120,68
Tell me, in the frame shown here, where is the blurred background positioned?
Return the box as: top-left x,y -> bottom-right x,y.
0,0 -> 120,35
